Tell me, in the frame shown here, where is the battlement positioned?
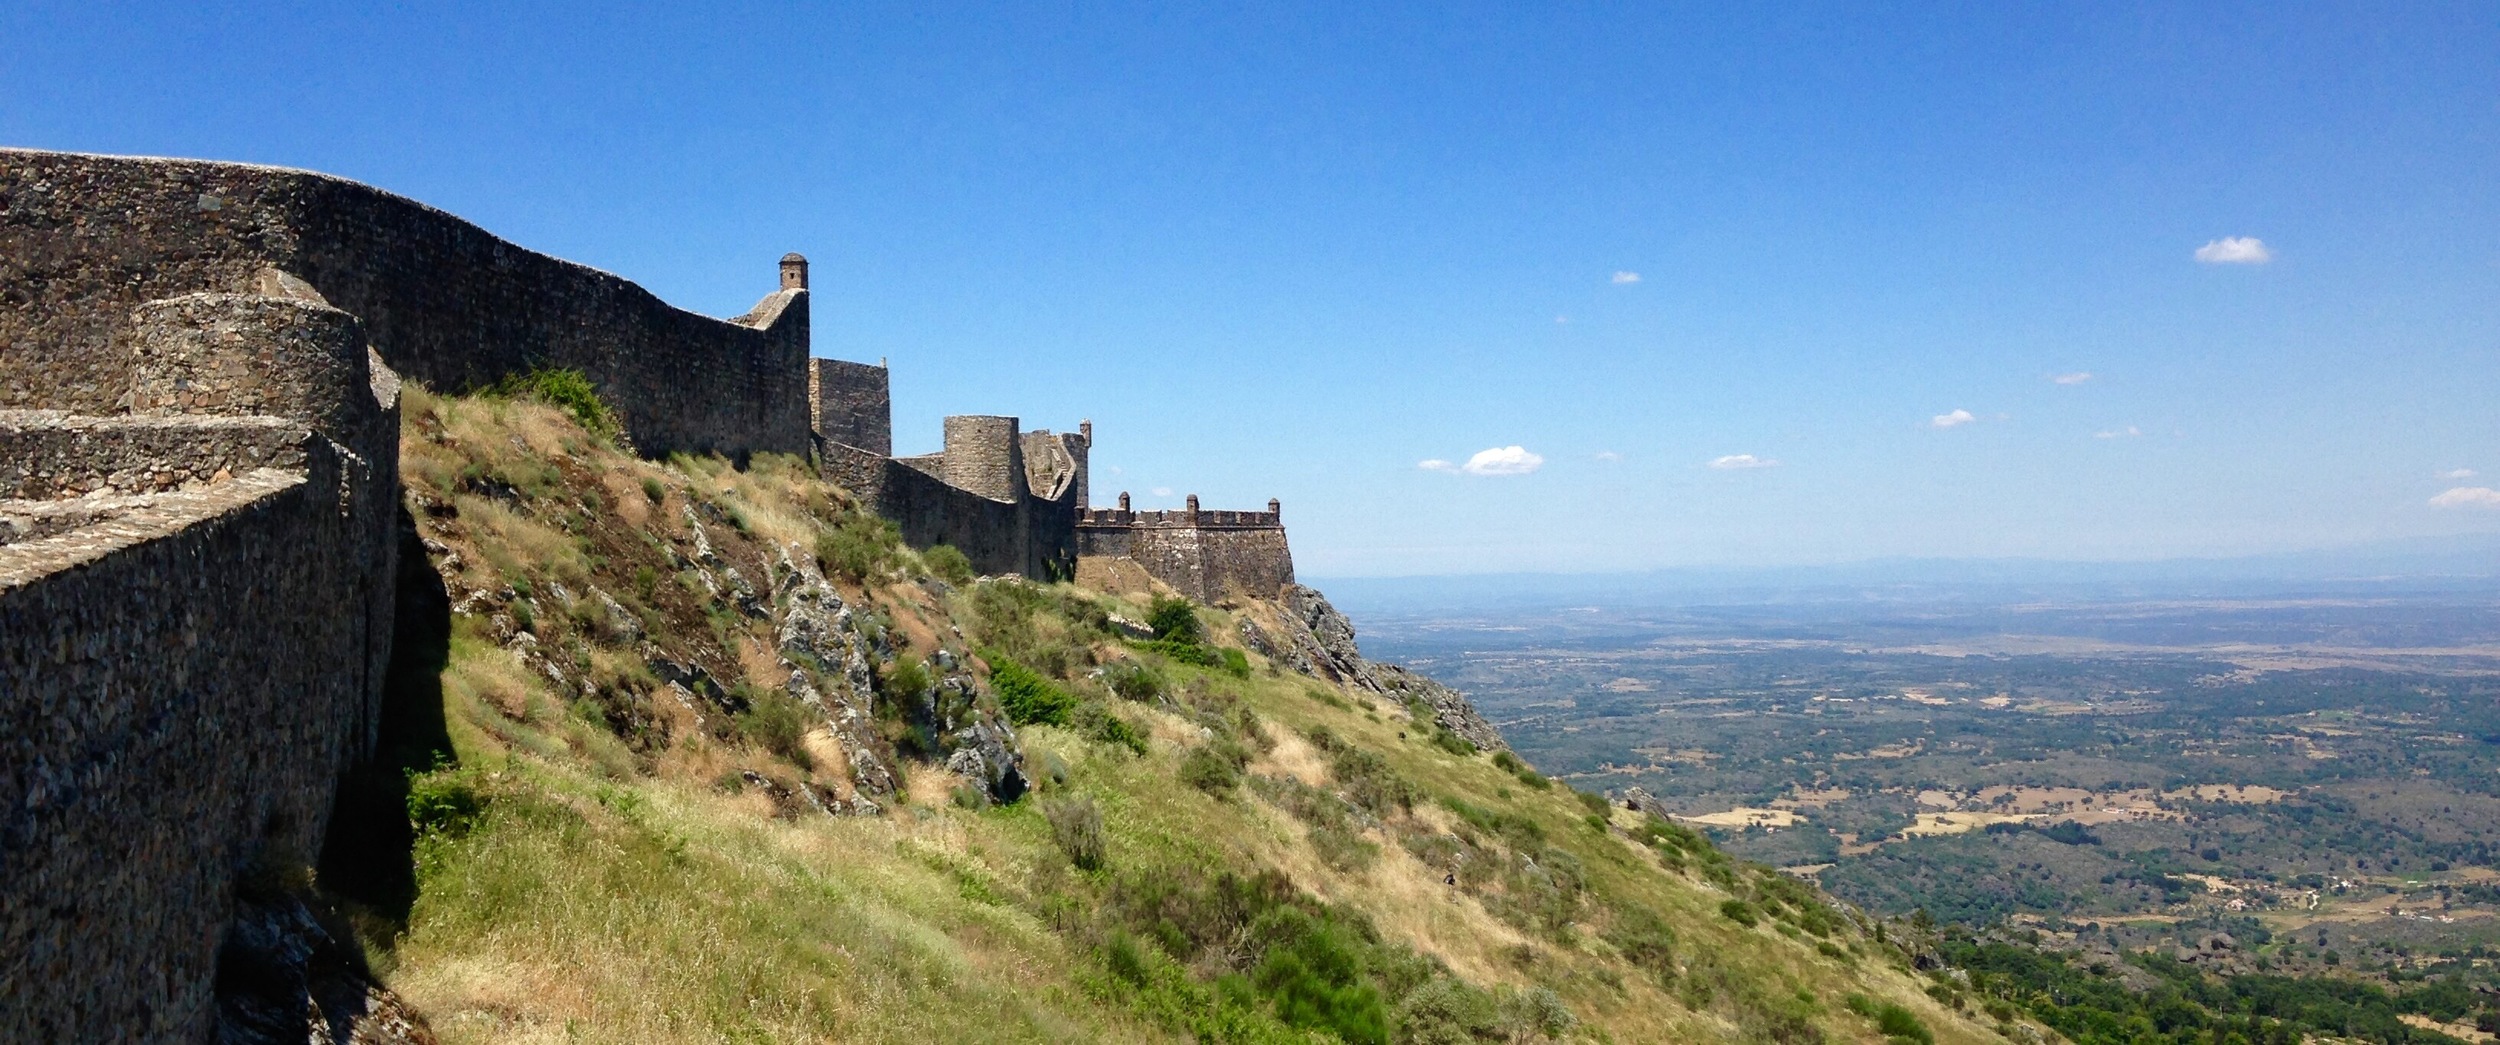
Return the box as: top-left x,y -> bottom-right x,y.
1075,492 -> 1295,602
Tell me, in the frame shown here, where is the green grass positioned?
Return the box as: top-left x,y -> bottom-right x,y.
372,388 -> 2005,1045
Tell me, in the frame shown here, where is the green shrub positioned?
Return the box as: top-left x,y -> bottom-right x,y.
990,657 -> 1077,727
924,544 -> 975,585
1179,741 -> 1248,797
640,476 -> 665,504
736,687 -> 815,771
406,765 -> 488,838
1246,907 -> 1390,1045
1104,659 -> 1165,702
1072,701 -> 1150,756
1219,647 -> 1250,678
1139,638 -> 1219,667
487,367 -> 618,440
1875,1001 -> 1932,1044
1043,795 -> 1107,871
1719,899 -> 1761,927
881,658 -> 930,703
818,512 -> 902,583
1146,596 -> 1203,644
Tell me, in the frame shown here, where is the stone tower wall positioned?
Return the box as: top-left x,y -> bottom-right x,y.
940,415 -> 1027,502
0,148 -> 809,459
809,358 -> 892,456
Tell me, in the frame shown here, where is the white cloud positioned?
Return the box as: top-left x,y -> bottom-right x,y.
2053,372 -> 2093,385
1151,486 -> 1173,497
2195,236 -> 2273,265
1931,409 -> 1976,429
1593,450 -> 1622,462
1610,271 -> 1641,285
1462,446 -> 1545,476
2094,426 -> 2143,439
2429,487 -> 2500,509
2441,468 -> 2477,479
1708,454 -> 1779,470
1417,459 -> 1458,473
1554,315 -> 1569,325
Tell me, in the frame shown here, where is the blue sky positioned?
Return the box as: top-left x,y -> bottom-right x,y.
6,3 -> 2494,575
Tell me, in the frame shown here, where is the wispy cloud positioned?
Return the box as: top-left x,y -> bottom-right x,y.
1931,409 -> 1977,429
2442,468 -> 2478,479
1708,454 -> 1779,470
2195,236 -> 2273,264
1151,486 -> 1173,497
1610,271 -> 1641,285
2430,487 -> 2500,509
1462,446 -> 1545,476
2094,426 -> 2142,439
1417,459 -> 1457,473
1553,315 -> 1569,325
2052,372 -> 2093,385
1593,450 -> 1622,462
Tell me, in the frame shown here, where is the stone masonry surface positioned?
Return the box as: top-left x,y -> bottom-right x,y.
1,148 -> 808,458
1,274 -> 400,1041
1076,499 -> 1296,603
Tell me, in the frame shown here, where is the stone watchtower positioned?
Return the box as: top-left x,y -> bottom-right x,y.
780,252 -> 809,291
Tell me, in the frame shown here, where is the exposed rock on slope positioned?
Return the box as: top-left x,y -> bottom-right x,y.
1248,582 -> 1510,752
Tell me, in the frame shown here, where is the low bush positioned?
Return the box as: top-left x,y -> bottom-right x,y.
990,656 -> 1077,727
818,513 -> 902,582
1719,899 -> 1761,927
1103,659 -> 1164,703
486,367 -> 618,441
736,687 -> 815,771
923,544 -> 975,585
1043,795 -> 1107,871
1146,596 -> 1203,644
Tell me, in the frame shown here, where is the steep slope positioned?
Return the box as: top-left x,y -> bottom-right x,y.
320,382 -> 2016,1044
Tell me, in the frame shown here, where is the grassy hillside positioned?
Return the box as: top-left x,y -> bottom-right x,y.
325,380 -> 2018,1044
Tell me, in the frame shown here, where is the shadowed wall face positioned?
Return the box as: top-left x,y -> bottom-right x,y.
0,294 -> 399,1043
810,358 -> 891,456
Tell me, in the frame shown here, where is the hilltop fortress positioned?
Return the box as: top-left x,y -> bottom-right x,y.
0,148 -> 1290,1039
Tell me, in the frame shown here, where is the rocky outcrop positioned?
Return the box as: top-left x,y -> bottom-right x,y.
1377,664 -> 1507,754
1255,584 -> 1508,753
770,544 -> 896,809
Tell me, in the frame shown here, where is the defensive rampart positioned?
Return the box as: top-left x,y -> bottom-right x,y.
0,293 -> 400,1041
0,148 -> 809,458
819,413 -> 1089,580
810,357 -> 892,457
1077,495 -> 1296,602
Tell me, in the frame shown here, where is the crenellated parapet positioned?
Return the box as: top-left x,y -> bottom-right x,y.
1076,491 -> 1295,603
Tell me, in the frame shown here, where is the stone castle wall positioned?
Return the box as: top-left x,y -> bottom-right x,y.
809,358 -> 891,456
1076,499 -> 1295,603
0,294 -> 399,1041
820,440 -> 1079,580
0,148 -> 808,459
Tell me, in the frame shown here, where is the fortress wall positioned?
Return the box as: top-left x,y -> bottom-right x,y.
0,148 -> 807,459
1076,502 -> 1294,603
940,415 -> 1025,502
821,441 -> 1078,580
0,435 -> 390,1042
0,413 -> 307,501
810,358 -> 891,456
0,295 -> 400,1041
